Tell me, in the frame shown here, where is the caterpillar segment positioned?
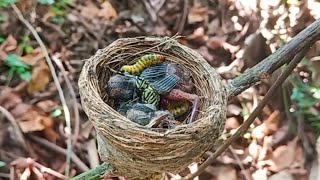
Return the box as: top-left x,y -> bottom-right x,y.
120,54 -> 165,75
135,77 -> 160,107
167,100 -> 191,118
141,86 -> 160,107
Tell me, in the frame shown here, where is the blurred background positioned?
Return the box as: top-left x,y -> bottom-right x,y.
0,0 -> 320,179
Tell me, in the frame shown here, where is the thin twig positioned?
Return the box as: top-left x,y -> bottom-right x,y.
52,55 -> 80,145
11,3 -> 73,177
177,0 -> 188,34
29,135 -> 89,172
0,105 -> 28,150
228,146 -> 250,180
181,46 -> 310,180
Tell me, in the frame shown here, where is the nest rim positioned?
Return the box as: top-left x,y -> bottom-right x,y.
78,36 -> 228,178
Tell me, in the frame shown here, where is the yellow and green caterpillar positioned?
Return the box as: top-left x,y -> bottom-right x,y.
120,54 -> 165,75
167,100 -> 191,118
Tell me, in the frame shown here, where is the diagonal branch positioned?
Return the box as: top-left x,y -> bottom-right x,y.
181,46 -> 311,180
227,19 -> 320,99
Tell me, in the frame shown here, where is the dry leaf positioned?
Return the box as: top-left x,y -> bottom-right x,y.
11,103 -> 53,132
0,35 -> 17,60
225,117 -> 240,131
0,87 -> 23,110
27,60 -> 51,94
81,1 -> 117,21
268,137 -> 299,172
252,168 -> 268,180
188,4 -> 208,24
80,1 -> 100,20
248,139 -> 262,160
206,37 -> 240,53
12,103 -> 58,142
268,171 -> 294,180
36,100 -> 57,112
216,166 -> 237,180
252,110 -> 280,140
98,1 -> 117,20
21,48 -> 45,66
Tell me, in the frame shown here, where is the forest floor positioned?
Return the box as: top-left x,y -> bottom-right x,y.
0,0 -> 320,179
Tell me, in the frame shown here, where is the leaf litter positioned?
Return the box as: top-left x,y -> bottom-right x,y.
0,0 -> 320,179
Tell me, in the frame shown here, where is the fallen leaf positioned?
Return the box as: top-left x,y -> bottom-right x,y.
20,48 -> 45,66
98,1 -> 117,20
225,117 -> 240,131
0,35 -> 17,52
188,27 -> 208,43
0,35 -> 17,60
10,102 -> 58,142
206,37 -> 240,54
227,104 -> 242,116
0,87 -> 23,110
268,171 -> 294,180
268,137 -> 299,172
272,123 -> 289,146
36,100 -> 57,112
258,136 -> 273,161
216,166 -> 237,180
188,4 -> 208,24
10,103 -> 51,131
252,110 -> 280,140
248,139 -> 262,160
80,1 -> 117,21
252,168 -> 268,180
80,1 -> 100,20
27,60 -> 51,94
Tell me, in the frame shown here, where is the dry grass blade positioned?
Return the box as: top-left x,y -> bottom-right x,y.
10,4 -> 73,177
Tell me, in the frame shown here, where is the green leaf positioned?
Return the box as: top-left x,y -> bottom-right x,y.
0,35 -> 5,43
38,0 -> 55,5
311,87 -> 320,99
4,54 -> 30,69
0,0 -> 16,7
51,108 -> 62,117
291,88 -> 304,100
297,98 -> 316,108
19,70 -> 32,81
24,45 -> 34,54
0,161 -> 6,168
51,16 -> 65,23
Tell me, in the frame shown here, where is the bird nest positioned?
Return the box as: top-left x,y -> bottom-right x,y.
78,37 -> 228,179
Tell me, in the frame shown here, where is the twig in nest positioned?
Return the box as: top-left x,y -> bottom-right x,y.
11,3 -> 73,177
0,105 -> 28,151
181,46 -> 311,180
29,135 -> 89,172
52,55 -> 80,145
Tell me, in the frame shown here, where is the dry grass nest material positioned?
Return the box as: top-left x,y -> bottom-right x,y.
78,37 -> 228,179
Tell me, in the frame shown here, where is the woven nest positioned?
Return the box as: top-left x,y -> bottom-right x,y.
78,37 -> 228,179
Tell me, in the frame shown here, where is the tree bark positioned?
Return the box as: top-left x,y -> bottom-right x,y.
227,19 -> 320,99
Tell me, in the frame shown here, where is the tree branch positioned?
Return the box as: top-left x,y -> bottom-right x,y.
227,19 -> 320,99
181,45 -> 311,180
